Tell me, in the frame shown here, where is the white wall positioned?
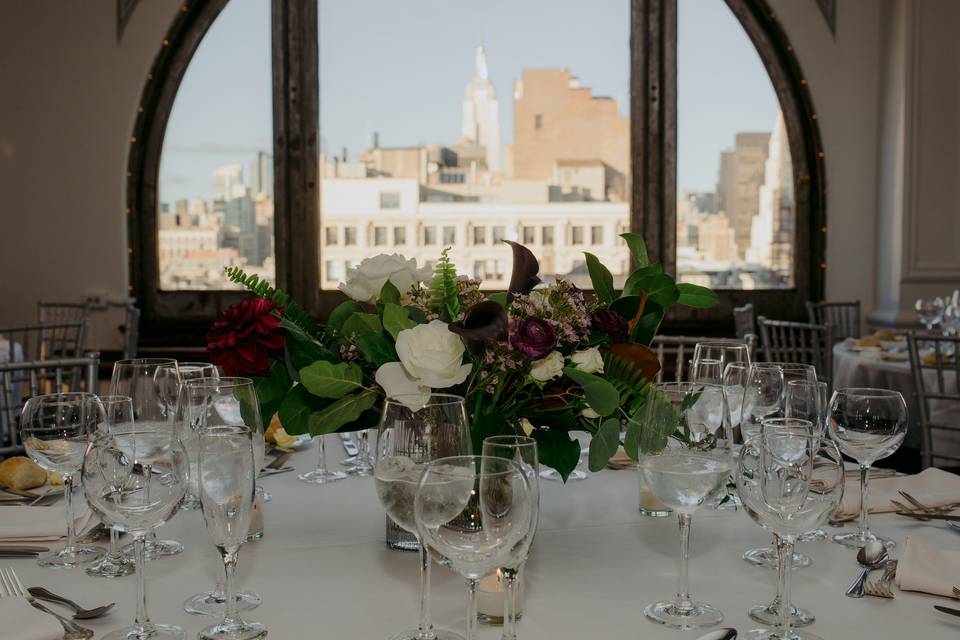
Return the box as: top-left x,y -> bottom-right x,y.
0,0 -> 181,347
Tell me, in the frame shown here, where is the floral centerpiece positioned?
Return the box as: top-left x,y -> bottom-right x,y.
207,235 -> 718,480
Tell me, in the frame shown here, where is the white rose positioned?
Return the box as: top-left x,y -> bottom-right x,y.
375,362 -> 430,412
395,320 -> 472,388
529,351 -> 564,382
570,347 -> 604,374
338,254 -> 432,303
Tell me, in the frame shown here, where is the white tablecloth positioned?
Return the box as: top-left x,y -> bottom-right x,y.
5,442 -> 960,639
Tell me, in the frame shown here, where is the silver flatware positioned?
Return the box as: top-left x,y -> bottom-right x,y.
934,604 -> 960,618
864,559 -> 898,598
0,567 -> 93,639
258,466 -> 294,478
846,540 -> 888,598
265,452 -> 291,470
0,545 -> 49,557
895,511 -> 960,522
27,586 -> 115,619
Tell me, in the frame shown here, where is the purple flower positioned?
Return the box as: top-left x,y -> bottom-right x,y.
591,309 -> 629,343
510,318 -> 558,359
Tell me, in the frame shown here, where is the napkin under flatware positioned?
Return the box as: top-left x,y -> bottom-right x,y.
895,536 -> 960,597
837,467 -> 960,519
0,503 -> 94,543
0,595 -> 62,639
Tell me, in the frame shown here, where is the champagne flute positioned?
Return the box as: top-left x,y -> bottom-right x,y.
19,392 -> 105,568
83,429 -> 187,640
375,394 -> 471,640
639,382 -> 733,630
197,425 -> 267,640
829,388 -> 907,549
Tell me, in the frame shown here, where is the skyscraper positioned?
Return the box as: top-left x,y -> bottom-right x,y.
747,112 -> 794,284
460,45 -> 502,172
715,132 -> 770,259
212,163 -> 246,202
250,151 -> 273,197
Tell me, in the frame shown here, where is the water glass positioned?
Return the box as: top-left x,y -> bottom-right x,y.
692,341 -> 751,382
175,362 -> 220,509
915,297 -> 945,331
19,392 -> 105,569
298,434 -> 347,484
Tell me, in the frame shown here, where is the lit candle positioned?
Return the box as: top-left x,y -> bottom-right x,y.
477,568 -> 525,624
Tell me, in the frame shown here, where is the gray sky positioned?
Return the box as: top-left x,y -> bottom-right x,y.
160,0 -> 781,205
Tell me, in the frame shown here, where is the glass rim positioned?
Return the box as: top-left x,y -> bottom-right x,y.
695,341 -> 749,350
482,435 -> 537,448
833,387 -> 904,398
183,376 -> 254,389
97,394 -> 133,404
199,424 -> 251,437
177,361 -> 218,368
91,429 -> 177,442
753,361 -> 815,371
385,393 -> 465,407
421,454 -> 522,479
25,391 -> 97,402
785,378 -> 827,388
113,358 -> 178,367
762,417 -> 815,429
655,381 -> 723,392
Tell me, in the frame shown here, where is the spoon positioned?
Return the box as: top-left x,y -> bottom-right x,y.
695,629 -> 737,640
27,587 -> 116,619
845,540 -> 888,598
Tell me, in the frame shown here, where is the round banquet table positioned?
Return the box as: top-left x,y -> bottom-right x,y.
7,442 -> 960,639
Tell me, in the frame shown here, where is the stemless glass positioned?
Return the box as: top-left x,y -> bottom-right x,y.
915,297 -> 945,331
689,359 -> 722,384
298,433 -> 347,484
19,392 -> 105,568
692,342 -> 751,382
112,358 -> 184,559
86,395 -> 137,578
83,429 -> 187,640
197,425 -> 267,640
182,378 -> 263,616
375,394 -> 471,640
176,363 -> 220,510
639,382 -> 733,630
829,388 -> 907,549
415,455 -> 534,640
737,423 -> 845,640
785,380 -> 830,543
481,436 -> 540,637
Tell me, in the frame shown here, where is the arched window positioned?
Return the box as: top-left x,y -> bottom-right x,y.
129,0 -> 823,338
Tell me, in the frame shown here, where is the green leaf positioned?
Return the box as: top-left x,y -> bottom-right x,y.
677,282 -> 719,309
382,303 -> 416,340
531,429 -> 582,482
631,301 -> 664,346
307,390 -> 378,436
488,292 -> 508,307
621,232 -> 649,268
621,264 -> 662,297
584,252 -> 615,305
637,388 -> 677,454
588,418 -> 621,472
284,329 -> 336,376
470,411 -> 513,456
277,384 -> 323,435
357,333 -> 398,366
341,313 -> 382,338
623,269 -> 678,309
428,247 -> 460,322
252,360 -> 291,425
680,389 -> 704,413
609,295 -> 641,321
326,301 -> 364,333
406,305 -> 428,325
380,280 -> 401,305
623,417 -> 640,460
520,409 -> 579,430
563,367 -> 619,416
299,361 -> 364,399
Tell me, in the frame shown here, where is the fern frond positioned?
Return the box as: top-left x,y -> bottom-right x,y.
602,350 -> 650,417
428,248 -> 460,322
224,266 -> 319,337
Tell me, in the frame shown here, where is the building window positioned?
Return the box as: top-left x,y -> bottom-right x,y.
591,225 -> 603,245
325,226 -> 338,246
443,225 -> 456,245
380,191 -> 401,209
393,226 -> 406,246
374,226 -> 387,246
542,226 -> 554,246
472,260 -> 484,279
344,227 -> 357,246
522,226 -> 535,244
570,226 -> 584,245
423,226 -> 437,246
473,226 -> 486,246
534,114 -> 543,130
492,225 -> 505,245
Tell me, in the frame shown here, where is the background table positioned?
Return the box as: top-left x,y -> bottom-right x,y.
7,441 -> 960,639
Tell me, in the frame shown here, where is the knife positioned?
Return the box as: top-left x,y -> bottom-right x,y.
934,605 -> 960,617
0,546 -> 50,553
265,452 -> 291,470
895,512 -> 960,522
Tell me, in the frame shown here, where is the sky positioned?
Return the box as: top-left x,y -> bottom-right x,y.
159,0 -> 781,205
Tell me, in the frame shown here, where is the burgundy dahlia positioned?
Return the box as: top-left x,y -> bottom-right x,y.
206,299 -> 285,376
592,309 -> 629,343
510,317 -> 557,359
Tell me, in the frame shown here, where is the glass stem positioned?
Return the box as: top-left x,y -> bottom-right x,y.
62,474 -> 76,551
502,567 -> 519,640
107,527 -> 122,560
675,513 -> 693,611
777,537 -> 795,639
466,577 -> 479,640
317,435 -> 328,474
416,542 -> 434,639
773,535 -> 786,612
222,548 -> 240,625
858,463 -> 871,540
133,535 -> 152,629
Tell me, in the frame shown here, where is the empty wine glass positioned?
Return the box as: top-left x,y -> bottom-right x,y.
693,342 -> 751,381
182,378 -> 263,616
915,297 -> 945,331
740,363 -> 785,443
689,358 -> 722,383
298,433 -> 347,484
829,388 -> 907,549
737,421 -> 845,640
83,429 -> 187,640
639,382 -> 733,630
375,394 -> 471,640
176,364 -> 220,510
112,358 -> 184,559
346,429 -> 375,476
415,455 -> 535,640
481,436 -> 540,638
197,425 -> 267,640
86,395 -> 136,578
785,380 -> 830,543
19,392 -> 105,569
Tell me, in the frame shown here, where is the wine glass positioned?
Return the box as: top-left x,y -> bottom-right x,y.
86,395 -> 137,578
942,303 -> 960,337
19,392 -> 105,568
737,421 -> 845,640
197,425 -> 267,640
693,342 -> 751,381
346,429 -> 376,476
785,380 -> 831,543
689,358 -> 722,384
112,358 -> 184,559
481,436 -> 540,638
915,297 -> 945,331
739,363 -> 785,443
375,394 -> 471,640
415,455 -> 535,640
298,432 -> 347,484
82,429 -> 187,640
176,363 -> 220,510
639,382 -> 733,630
829,388 -> 907,549
182,378 -> 263,616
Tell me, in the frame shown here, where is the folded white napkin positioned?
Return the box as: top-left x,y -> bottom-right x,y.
896,535 -> 960,597
0,595 -> 62,639
837,467 -> 960,518
0,502 -> 94,542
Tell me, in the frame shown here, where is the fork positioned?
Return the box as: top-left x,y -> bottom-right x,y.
0,568 -> 93,639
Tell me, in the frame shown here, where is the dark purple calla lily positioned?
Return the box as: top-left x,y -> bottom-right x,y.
503,240 -> 541,303
450,300 -> 509,355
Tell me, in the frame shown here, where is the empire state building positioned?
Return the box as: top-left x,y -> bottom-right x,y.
460,45 -> 502,173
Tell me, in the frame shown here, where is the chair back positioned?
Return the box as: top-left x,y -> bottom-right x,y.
122,302 -> 140,360
0,353 -> 100,456
733,303 -> 757,339
650,335 -> 756,383
906,333 -> 960,469
0,321 -> 88,364
806,300 -> 861,340
757,317 -> 833,385
37,301 -> 92,326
